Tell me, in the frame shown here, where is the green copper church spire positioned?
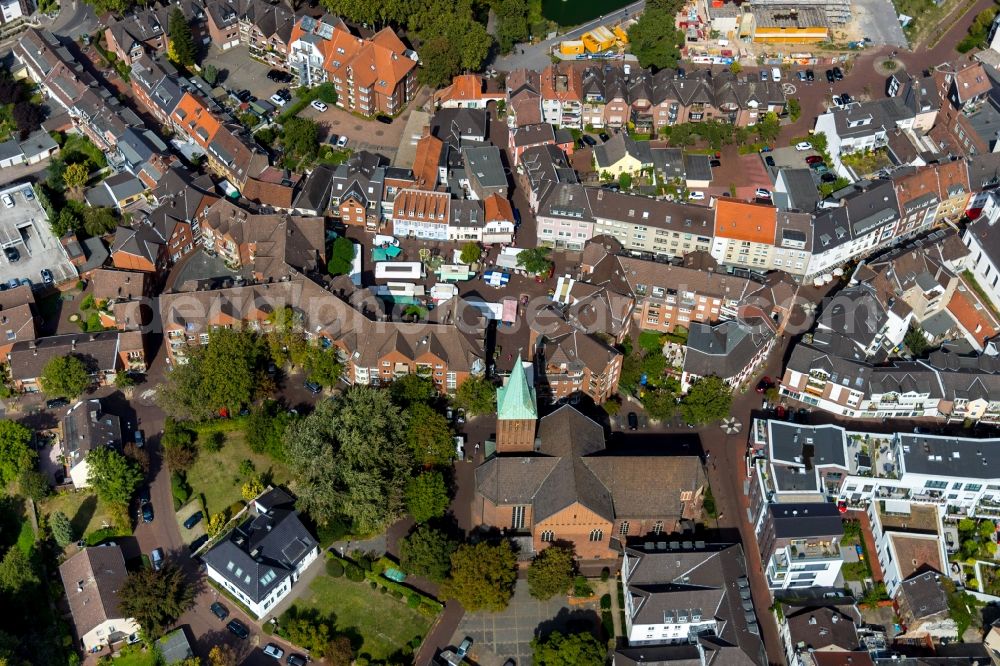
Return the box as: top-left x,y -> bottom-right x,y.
497,353 -> 537,421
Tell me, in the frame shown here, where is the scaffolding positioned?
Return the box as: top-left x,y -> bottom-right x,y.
748,0 -> 849,26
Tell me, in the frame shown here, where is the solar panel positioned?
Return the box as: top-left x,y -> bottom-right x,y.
281,538 -> 308,564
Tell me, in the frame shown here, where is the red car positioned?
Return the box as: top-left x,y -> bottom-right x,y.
805,155 -> 824,165
755,376 -> 773,393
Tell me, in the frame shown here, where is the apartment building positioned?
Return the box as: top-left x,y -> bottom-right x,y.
931,61 -> 996,157
7,332 -> 146,392
682,318 -> 776,392
104,8 -> 168,66
540,63 -> 584,128
757,503 -> 844,591
391,189 -> 451,240
619,542 -> 765,664
287,15 -> 417,117
963,196 -> 1000,310
711,200 -> 778,271
528,307 -> 623,404
509,123 -> 575,166
813,98 -> 914,175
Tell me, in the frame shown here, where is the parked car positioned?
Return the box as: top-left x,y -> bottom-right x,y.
839,93 -> 853,105
771,67 -> 781,81
806,69 -> 815,81
40,269 -> 53,285
795,142 -> 812,151
210,602 -> 229,620
141,502 -> 154,523
754,188 -> 772,199
825,69 -> 835,83
287,655 -> 307,666
796,71 -> 805,81
821,172 -> 838,183
150,547 -> 163,571
18,278 -> 29,288
267,69 -> 292,83
7,279 -> 18,289
310,100 -> 328,112
811,163 -> 829,173
627,412 -> 639,430
755,377 -> 773,393
3,247 -> 18,263
710,159 -> 721,168
46,397 -> 69,409
269,93 -> 287,107
456,408 -> 466,424
457,638 -> 473,659
335,135 -> 349,148
134,429 -> 145,448
599,132 -> 610,142
759,70 -> 768,81
304,380 -> 322,394
581,134 -> 597,146
263,644 -> 285,660
22,188 -> 33,200
227,619 -> 250,640
1,194 -> 13,209
183,511 -> 203,529
688,191 -> 705,201
276,88 -> 292,101
832,66 -> 844,81
805,155 -> 824,165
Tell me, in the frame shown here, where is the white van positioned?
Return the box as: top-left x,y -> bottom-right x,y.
771,67 -> 782,82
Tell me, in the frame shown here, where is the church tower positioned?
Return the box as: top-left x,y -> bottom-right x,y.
495,354 -> 537,453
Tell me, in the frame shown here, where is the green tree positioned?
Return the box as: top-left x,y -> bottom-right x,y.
417,35 -> 461,88
82,207 -> 118,237
398,524 -> 459,583
63,163 -> 89,192
118,565 -> 194,640
17,469 -> 49,501
628,0 -> 685,70
756,112 -> 781,144
496,0 -> 529,53
406,403 -> 454,466
284,611 -> 332,656
86,446 -> 142,506
390,374 -> 437,407
459,242 -> 482,265
527,546 -> 575,600
114,371 -> 135,391
532,630 -> 606,666
202,64 -> 219,85
0,420 -> 35,488
441,540 -> 518,611
516,246 -> 553,276
787,98 -> 801,122
405,471 -> 449,522
454,375 -> 495,416
40,354 -> 90,398
284,387 -> 413,533
327,236 -> 355,276
305,347 -> 342,387
282,117 -> 321,162
314,83 -> 338,104
641,383 -> 679,421
618,172 -> 633,190
0,547 -> 37,594
729,61 -> 742,74
50,511 -> 74,547
168,7 -> 197,67
161,328 -> 265,419
325,635 -> 354,666
680,376 -> 732,425
246,402 -> 292,459
904,324 -> 930,356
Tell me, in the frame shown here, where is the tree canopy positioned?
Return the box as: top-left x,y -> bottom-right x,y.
282,117 -> 321,163
284,387 -> 412,533
50,511 -> 75,548
62,163 -> 89,192
118,566 -> 194,640
459,242 -> 482,265
390,374 -> 437,407
441,540 -> 518,611
328,236 -> 355,276
628,0 -> 685,70
532,630 -> 606,666
0,421 -> 35,489
161,328 -> 266,419
86,447 -> 143,507
168,7 -> 197,67
404,470 -> 450,522
40,354 -> 90,399
454,375 -> 495,416
405,403 -> 454,466
680,376 -> 732,425
398,524 -> 459,583
516,247 -> 553,275
527,546 -> 575,600
496,0 -> 529,53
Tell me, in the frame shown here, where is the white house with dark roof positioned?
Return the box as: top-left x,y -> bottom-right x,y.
58,545 -> 140,652
64,399 -> 123,488
681,319 -> 775,392
201,488 -> 318,618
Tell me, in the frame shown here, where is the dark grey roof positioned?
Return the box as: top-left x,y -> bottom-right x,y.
430,108 -> 488,142
63,398 -> 121,469
898,571 -> 948,620
831,97 -> 914,138
0,138 -> 22,162
293,164 -> 335,213
898,432 -> 1000,479
462,145 -> 507,189
156,629 -> 194,665
816,283 -> 888,350
768,421 -> 848,468
8,332 -> 123,381
511,123 -> 556,148
684,319 -> 773,380
776,168 -> 820,212
683,154 -> 712,182
201,500 -> 317,604
767,503 -> 844,539
785,605 -> 860,651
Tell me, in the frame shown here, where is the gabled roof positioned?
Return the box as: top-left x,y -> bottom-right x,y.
59,546 -> 132,638
714,200 -> 777,243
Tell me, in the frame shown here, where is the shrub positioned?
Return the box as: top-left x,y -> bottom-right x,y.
345,565 -> 364,582
390,589 -> 403,600
601,567 -> 610,582
379,586 -> 388,594
600,593 -> 612,610
202,431 -> 224,453
573,575 -> 594,597
227,500 -> 245,517
326,559 -> 344,577
262,623 -> 274,635
369,581 -> 377,589
171,472 -> 191,505
407,594 -> 421,608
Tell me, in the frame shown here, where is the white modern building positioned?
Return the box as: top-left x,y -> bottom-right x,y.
963,196 -> 1000,312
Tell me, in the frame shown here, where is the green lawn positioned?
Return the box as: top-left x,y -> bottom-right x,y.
39,490 -> 112,543
184,430 -> 291,516
102,644 -> 158,666
292,573 -> 432,661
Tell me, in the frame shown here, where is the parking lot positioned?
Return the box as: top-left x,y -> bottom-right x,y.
0,185 -> 77,289
201,45 -> 287,105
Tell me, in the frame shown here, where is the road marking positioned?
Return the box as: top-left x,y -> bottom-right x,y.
140,389 -> 157,400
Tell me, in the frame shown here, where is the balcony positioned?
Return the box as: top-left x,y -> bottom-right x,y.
788,541 -> 840,560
